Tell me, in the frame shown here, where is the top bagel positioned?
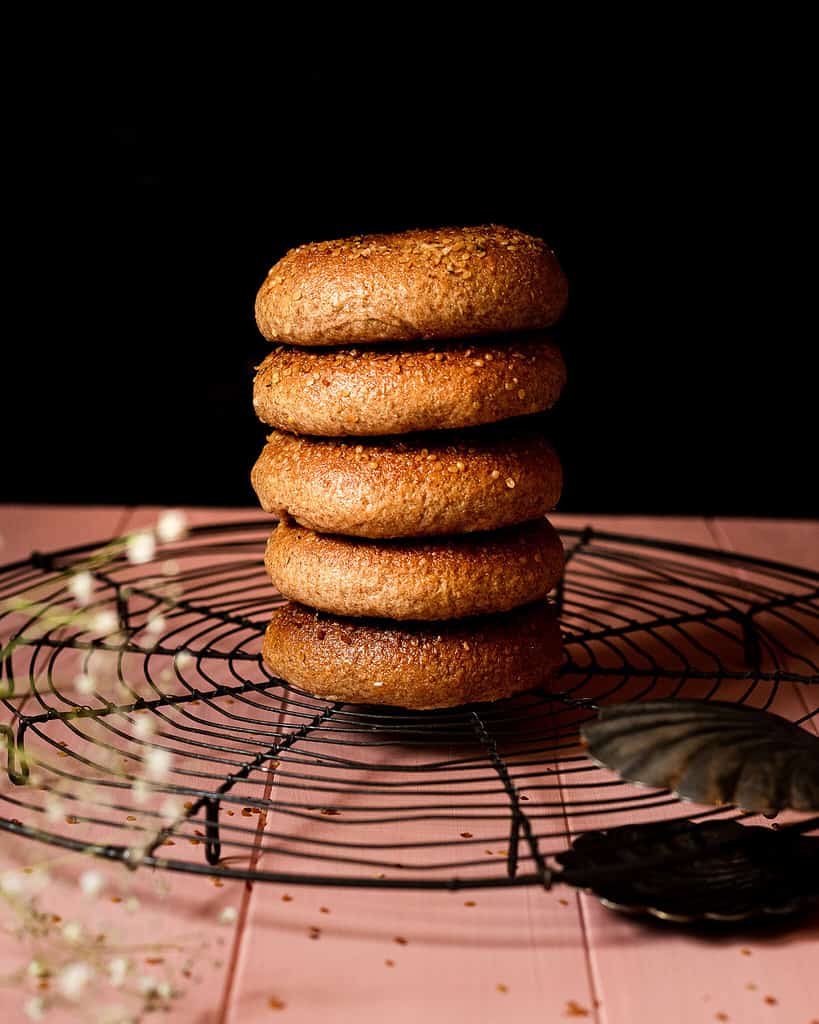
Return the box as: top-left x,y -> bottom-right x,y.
255,225 -> 568,346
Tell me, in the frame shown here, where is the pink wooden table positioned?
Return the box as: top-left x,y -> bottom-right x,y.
1,506 -> 817,1024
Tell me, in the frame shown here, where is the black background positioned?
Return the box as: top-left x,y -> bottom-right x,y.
4,32 -> 814,517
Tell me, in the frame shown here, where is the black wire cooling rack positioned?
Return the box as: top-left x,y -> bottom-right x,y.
1,521 -> 817,890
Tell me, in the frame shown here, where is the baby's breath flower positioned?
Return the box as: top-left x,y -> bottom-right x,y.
156,510 -> 188,544
160,795 -> 182,820
134,715 -> 156,739
174,651 -> 193,670
74,672 -> 95,695
27,959 -> 47,978
156,981 -> 173,999
0,871 -> 24,896
23,996 -> 45,1021
90,609 -> 119,636
62,921 -> 83,944
219,906 -> 238,925
80,869 -> 104,898
126,532 -> 156,565
44,793 -> 64,822
124,896 -> 140,913
58,961 -> 93,999
108,956 -> 129,988
68,570 -> 94,606
161,559 -> 181,576
145,614 -> 166,636
131,779 -> 149,804
145,747 -> 172,780
124,847 -> 146,870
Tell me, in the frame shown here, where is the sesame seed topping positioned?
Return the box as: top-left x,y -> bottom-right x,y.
490,470 -> 500,480
518,389 -> 527,400
455,461 -> 465,472
354,445 -> 364,454
506,478 -> 516,489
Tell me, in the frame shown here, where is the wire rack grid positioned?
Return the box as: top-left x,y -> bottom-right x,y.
1,520 -> 817,890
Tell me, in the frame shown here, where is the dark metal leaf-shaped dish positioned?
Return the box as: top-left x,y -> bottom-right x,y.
556,818 -> 819,922
581,699 -> 819,814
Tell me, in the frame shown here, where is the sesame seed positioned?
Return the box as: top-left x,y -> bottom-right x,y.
455,461 -> 465,472
518,389 -> 527,400
504,381 -> 514,390
490,470 -> 500,480
505,478 -> 516,489
354,445 -> 364,454
462,641 -> 470,651
485,353 -> 494,361
473,359 -> 484,368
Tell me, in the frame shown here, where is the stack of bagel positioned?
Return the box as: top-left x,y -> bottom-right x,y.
251,225 -> 568,710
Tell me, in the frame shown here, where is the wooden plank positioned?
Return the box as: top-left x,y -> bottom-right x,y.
228,506 -> 598,1023
0,506 -> 248,1024
561,517 -> 819,1024
5,510 -> 816,1024
0,504 -> 129,565
712,517 -> 819,731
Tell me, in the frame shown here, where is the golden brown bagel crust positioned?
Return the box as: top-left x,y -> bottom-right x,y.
252,334 -> 566,436
255,225 -> 568,346
251,427 -> 562,538
265,518 -> 564,620
261,601 -> 563,709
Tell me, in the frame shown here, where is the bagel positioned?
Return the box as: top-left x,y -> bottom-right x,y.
265,517 -> 564,620
261,600 -> 563,709
252,334 -> 566,436
251,426 -> 562,538
255,225 -> 568,346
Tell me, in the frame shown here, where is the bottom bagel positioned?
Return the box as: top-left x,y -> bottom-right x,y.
261,600 -> 563,710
